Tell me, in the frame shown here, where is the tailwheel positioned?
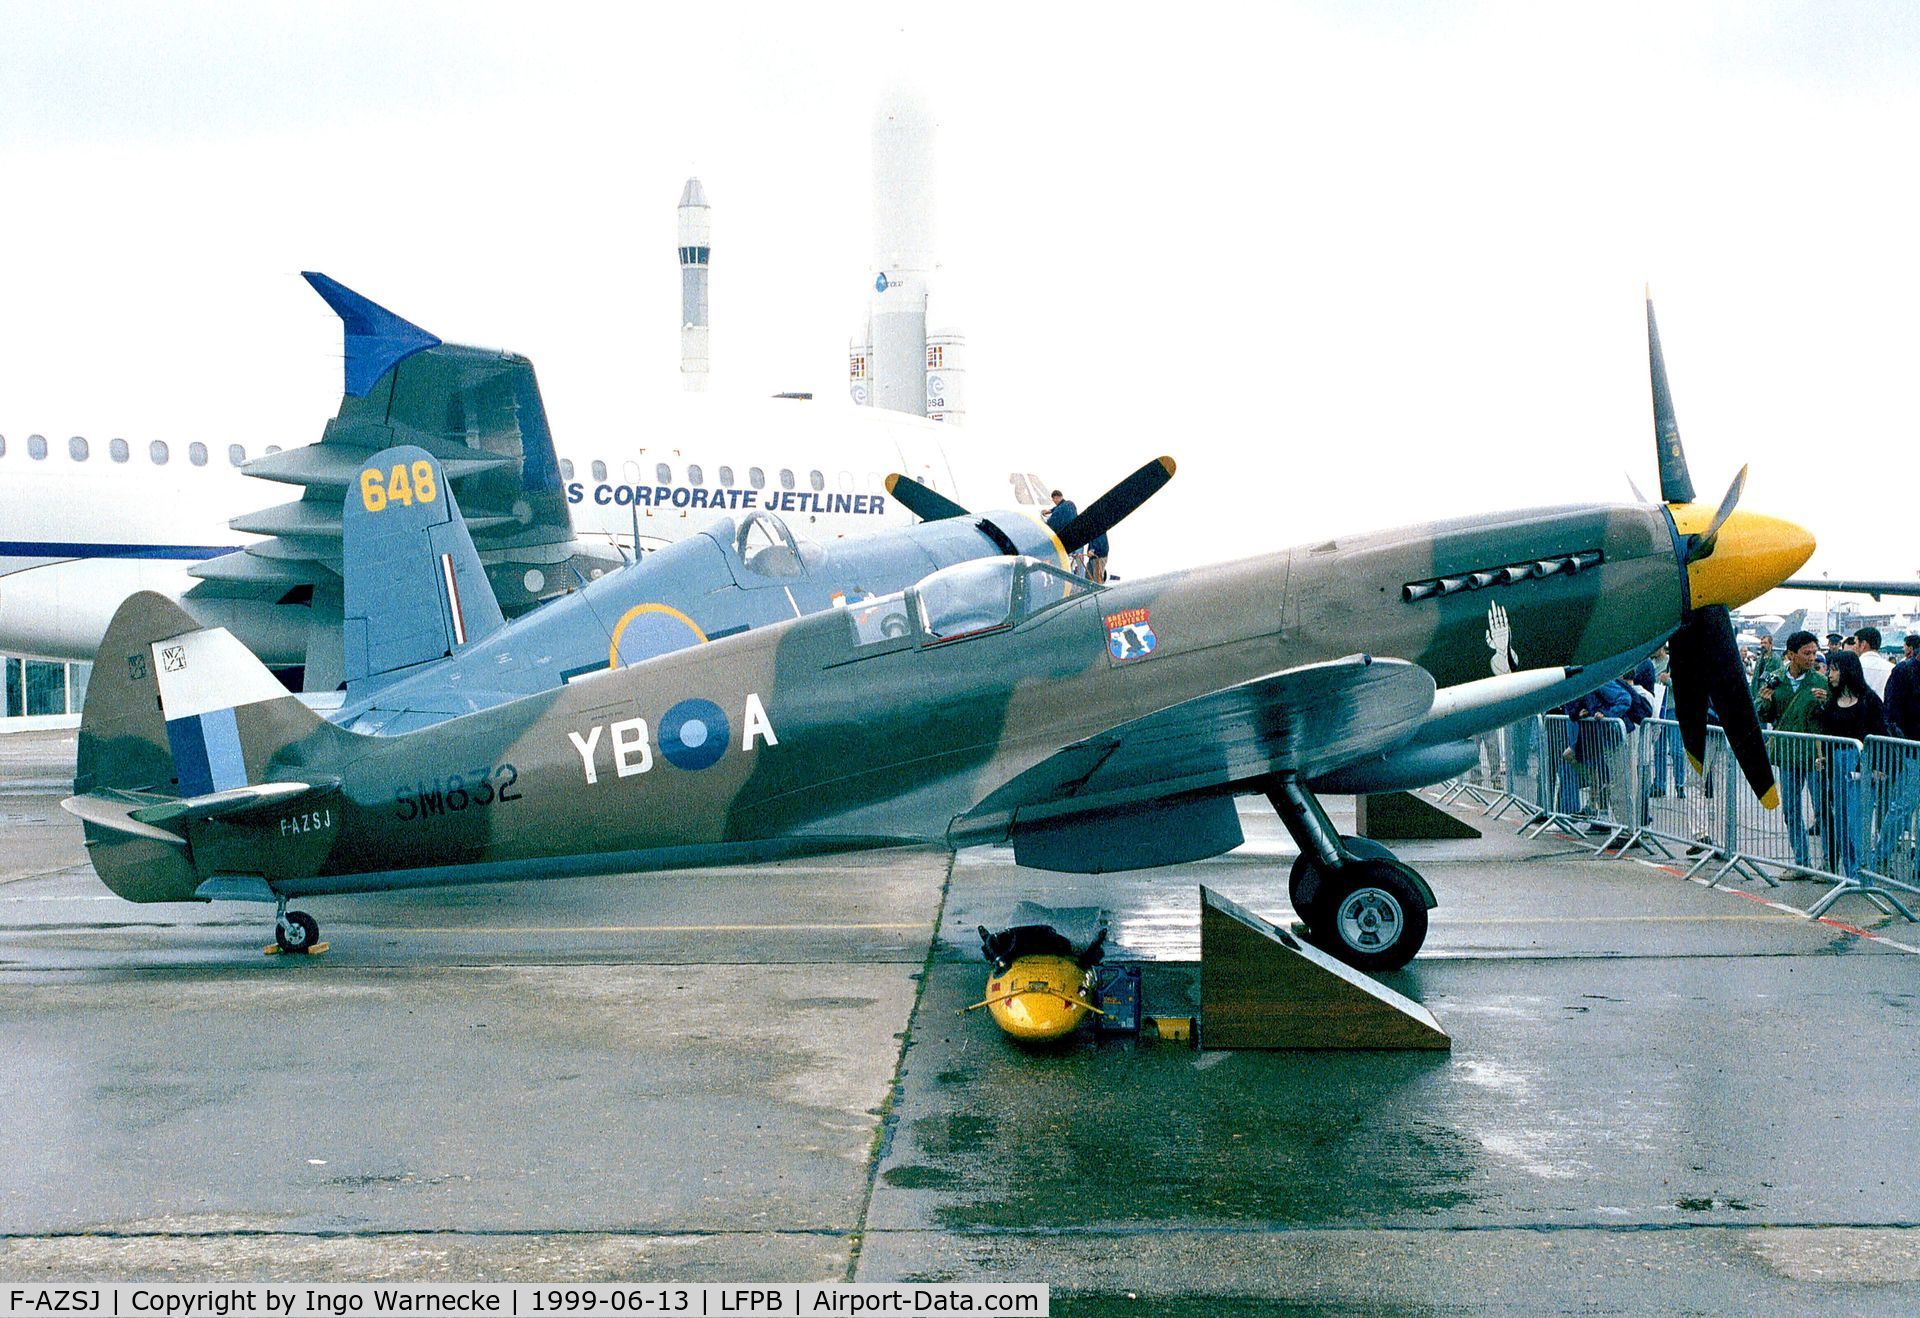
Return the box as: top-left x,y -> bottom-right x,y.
1288,835 -> 1395,931
1316,859 -> 1428,973
275,910 -> 321,955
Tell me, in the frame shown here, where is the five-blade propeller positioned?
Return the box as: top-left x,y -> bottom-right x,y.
1644,294 -> 1779,809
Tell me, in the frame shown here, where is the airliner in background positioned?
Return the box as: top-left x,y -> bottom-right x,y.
0,274 -> 1061,689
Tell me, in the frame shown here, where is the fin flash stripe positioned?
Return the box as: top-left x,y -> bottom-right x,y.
440,552 -> 466,646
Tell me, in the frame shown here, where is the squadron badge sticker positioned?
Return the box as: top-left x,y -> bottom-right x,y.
1106,607 -> 1158,663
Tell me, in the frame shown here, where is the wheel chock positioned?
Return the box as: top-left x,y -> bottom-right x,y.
1201,886 -> 1449,1050
1357,790 -> 1482,840
263,942 -> 331,957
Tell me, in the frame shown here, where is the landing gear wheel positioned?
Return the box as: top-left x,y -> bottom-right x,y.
1317,859 -> 1428,973
1288,836 -> 1396,930
276,910 -> 319,954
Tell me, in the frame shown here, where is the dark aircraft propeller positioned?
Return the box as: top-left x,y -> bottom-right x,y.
1050,456 -> 1177,554
884,455 -> 1178,557
1644,293 -> 1781,809
882,473 -> 970,523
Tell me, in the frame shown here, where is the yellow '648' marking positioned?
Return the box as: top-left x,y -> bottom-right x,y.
360,460 -> 438,512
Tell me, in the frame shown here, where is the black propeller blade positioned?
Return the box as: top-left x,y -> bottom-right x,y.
1667,614 -> 1710,772
1687,464 -> 1748,564
1666,606 -> 1780,808
1696,604 -> 1781,809
1647,291 -> 1696,504
1052,456 -> 1177,555
1644,293 -> 1781,809
883,473 -> 970,522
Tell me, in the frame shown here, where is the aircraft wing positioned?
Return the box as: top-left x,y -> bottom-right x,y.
1781,578 -> 1920,601
962,655 -> 1436,832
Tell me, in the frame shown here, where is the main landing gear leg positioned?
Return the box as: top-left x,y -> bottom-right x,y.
269,893 -> 324,956
1265,775 -> 1431,972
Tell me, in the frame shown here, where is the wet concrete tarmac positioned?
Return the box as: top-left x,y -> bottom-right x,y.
4,729 -> 1919,1310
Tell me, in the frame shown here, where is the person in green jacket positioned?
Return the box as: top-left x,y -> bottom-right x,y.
1755,630 -> 1829,872
1749,632 -> 1787,700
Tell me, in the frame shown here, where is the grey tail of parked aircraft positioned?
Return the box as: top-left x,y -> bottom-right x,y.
341,444 -> 507,701
70,590 -> 354,907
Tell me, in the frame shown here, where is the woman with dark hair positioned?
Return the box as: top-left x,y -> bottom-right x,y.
1816,650 -> 1887,877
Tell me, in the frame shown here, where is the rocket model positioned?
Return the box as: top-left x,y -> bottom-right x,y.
851,91 -> 964,423
678,177 -> 711,392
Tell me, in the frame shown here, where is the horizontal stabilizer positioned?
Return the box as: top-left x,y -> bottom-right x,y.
129,779 -> 333,829
60,791 -> 188,847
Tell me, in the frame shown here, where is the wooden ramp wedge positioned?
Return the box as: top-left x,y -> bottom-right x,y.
1358,790 -> 1482,840
1199,886 -> 1450,1050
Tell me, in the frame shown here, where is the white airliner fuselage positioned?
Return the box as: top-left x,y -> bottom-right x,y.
0,395 -> 1058,666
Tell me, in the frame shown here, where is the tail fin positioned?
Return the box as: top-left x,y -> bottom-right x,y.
342,445 -> 507,700
72,592 -> 354,902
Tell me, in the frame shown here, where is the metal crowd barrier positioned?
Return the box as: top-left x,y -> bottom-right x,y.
1429,714 -> 1920,923
1628,718 -> 1736,878
1523,714 -> 1633,852
1855,734 -> 1920,905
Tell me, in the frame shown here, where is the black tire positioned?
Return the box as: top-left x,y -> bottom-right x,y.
1288,836 -> 1396,929
277,910 -> 319,954
1316,859 -> 1428,973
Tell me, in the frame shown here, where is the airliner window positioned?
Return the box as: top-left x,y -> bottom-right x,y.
623,460 -> 641,481
719,465 -> 735,487
688,464 -> 704,485
809,469 -> 824,491
780,468 -> 795,490
917,558 -> 1018,641
69,436 -> 89,461
189,442 -> 208,467
656,462 -> 671,483
150,440 -> 169,465
111,439 -> 129,463
749,466 -> 766,489
560,459 -> 574,480
591,460 -> 607,482
848,592 -> 913,647
0,435 -> 7,457
228,444 -> 246,466
737,512 -> 803,577
28,434 -> 48,460
839,470 -> 853,491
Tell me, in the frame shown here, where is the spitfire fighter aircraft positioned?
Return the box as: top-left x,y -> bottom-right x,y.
328,442 -> 1168,733
65,300 -> 1815,972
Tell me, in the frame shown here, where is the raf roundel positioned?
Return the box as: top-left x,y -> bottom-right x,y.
659,698 -> 731,771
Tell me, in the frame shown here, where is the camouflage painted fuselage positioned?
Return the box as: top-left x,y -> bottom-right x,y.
79,502 -> 1685,903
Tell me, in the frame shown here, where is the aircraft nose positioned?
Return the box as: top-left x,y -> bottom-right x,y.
1686,509 -> 1816,612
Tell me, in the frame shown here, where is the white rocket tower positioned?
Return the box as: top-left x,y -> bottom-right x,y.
678,177 -> 711,392
851,91 -> 964,423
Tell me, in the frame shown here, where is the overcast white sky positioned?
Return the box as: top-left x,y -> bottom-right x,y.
2,2 -> 1916,605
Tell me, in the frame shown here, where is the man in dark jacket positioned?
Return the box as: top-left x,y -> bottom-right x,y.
1886,641 -> 1920,742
